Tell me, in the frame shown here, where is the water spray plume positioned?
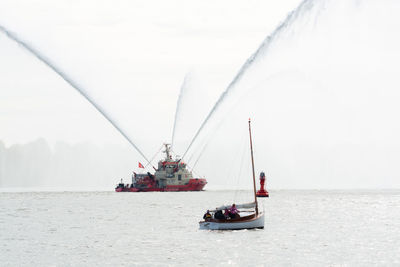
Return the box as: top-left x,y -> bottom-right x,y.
181,0 -> 315,160
171,74 -> 189,149
0,25 -> 153,166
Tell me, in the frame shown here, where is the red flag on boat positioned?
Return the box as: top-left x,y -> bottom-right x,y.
138,162 -> 144,168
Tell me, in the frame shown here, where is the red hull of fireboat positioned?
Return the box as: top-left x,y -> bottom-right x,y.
115,178 -> 207,192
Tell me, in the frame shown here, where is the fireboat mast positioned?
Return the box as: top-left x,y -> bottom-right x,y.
164,143 -> 171,161
248,118 -> 259,215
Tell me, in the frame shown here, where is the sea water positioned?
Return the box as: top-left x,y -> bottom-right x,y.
1,190 -> 399,266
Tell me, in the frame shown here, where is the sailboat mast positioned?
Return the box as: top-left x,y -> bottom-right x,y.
248,119 -> 259,215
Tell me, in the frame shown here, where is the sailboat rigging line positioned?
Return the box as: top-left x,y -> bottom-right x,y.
248,119 -> 258,215
0,25 -> 154,168
234,129 -> 249,201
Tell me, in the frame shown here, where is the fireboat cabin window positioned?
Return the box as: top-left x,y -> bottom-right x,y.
178,174 -> 182,180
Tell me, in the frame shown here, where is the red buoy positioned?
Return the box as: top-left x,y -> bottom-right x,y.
256,171 -> 269,197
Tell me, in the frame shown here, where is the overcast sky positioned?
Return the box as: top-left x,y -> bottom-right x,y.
1,0 -> 400,189
0,0 -> 302,148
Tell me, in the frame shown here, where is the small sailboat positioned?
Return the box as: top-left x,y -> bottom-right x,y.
199,119 -> 265,230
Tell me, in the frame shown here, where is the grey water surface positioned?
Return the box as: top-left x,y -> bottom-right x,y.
1,190 -> 399,266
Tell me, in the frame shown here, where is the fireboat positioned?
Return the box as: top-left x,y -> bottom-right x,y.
115,144 -> 207,192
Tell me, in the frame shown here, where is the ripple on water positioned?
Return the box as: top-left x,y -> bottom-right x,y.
1,190 -> 400,266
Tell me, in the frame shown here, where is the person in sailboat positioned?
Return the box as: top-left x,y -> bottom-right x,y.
198,119 -> 265,230
229,204 -> 240,219
224,208 -> 230,219
214,209 -> 225,220
203,210 -> 212,220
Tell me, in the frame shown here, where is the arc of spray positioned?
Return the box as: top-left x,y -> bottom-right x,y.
0,25 -> 153,167
171,74 -> 189,149
181,0 -> 314,160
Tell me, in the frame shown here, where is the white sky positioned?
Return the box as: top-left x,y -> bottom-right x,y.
0,0 -> 302,149
1,0 -> 400,189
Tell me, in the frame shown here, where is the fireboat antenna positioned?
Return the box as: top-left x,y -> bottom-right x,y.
248,118 -> 259,215
164,143 -> 171,160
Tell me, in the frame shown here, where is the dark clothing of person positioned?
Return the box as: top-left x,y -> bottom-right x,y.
229,213 -> 239,219
214,210 -> 225,220
203,212 -> 212,220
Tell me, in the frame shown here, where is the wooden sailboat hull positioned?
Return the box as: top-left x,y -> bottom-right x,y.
199,213 -> 264,230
